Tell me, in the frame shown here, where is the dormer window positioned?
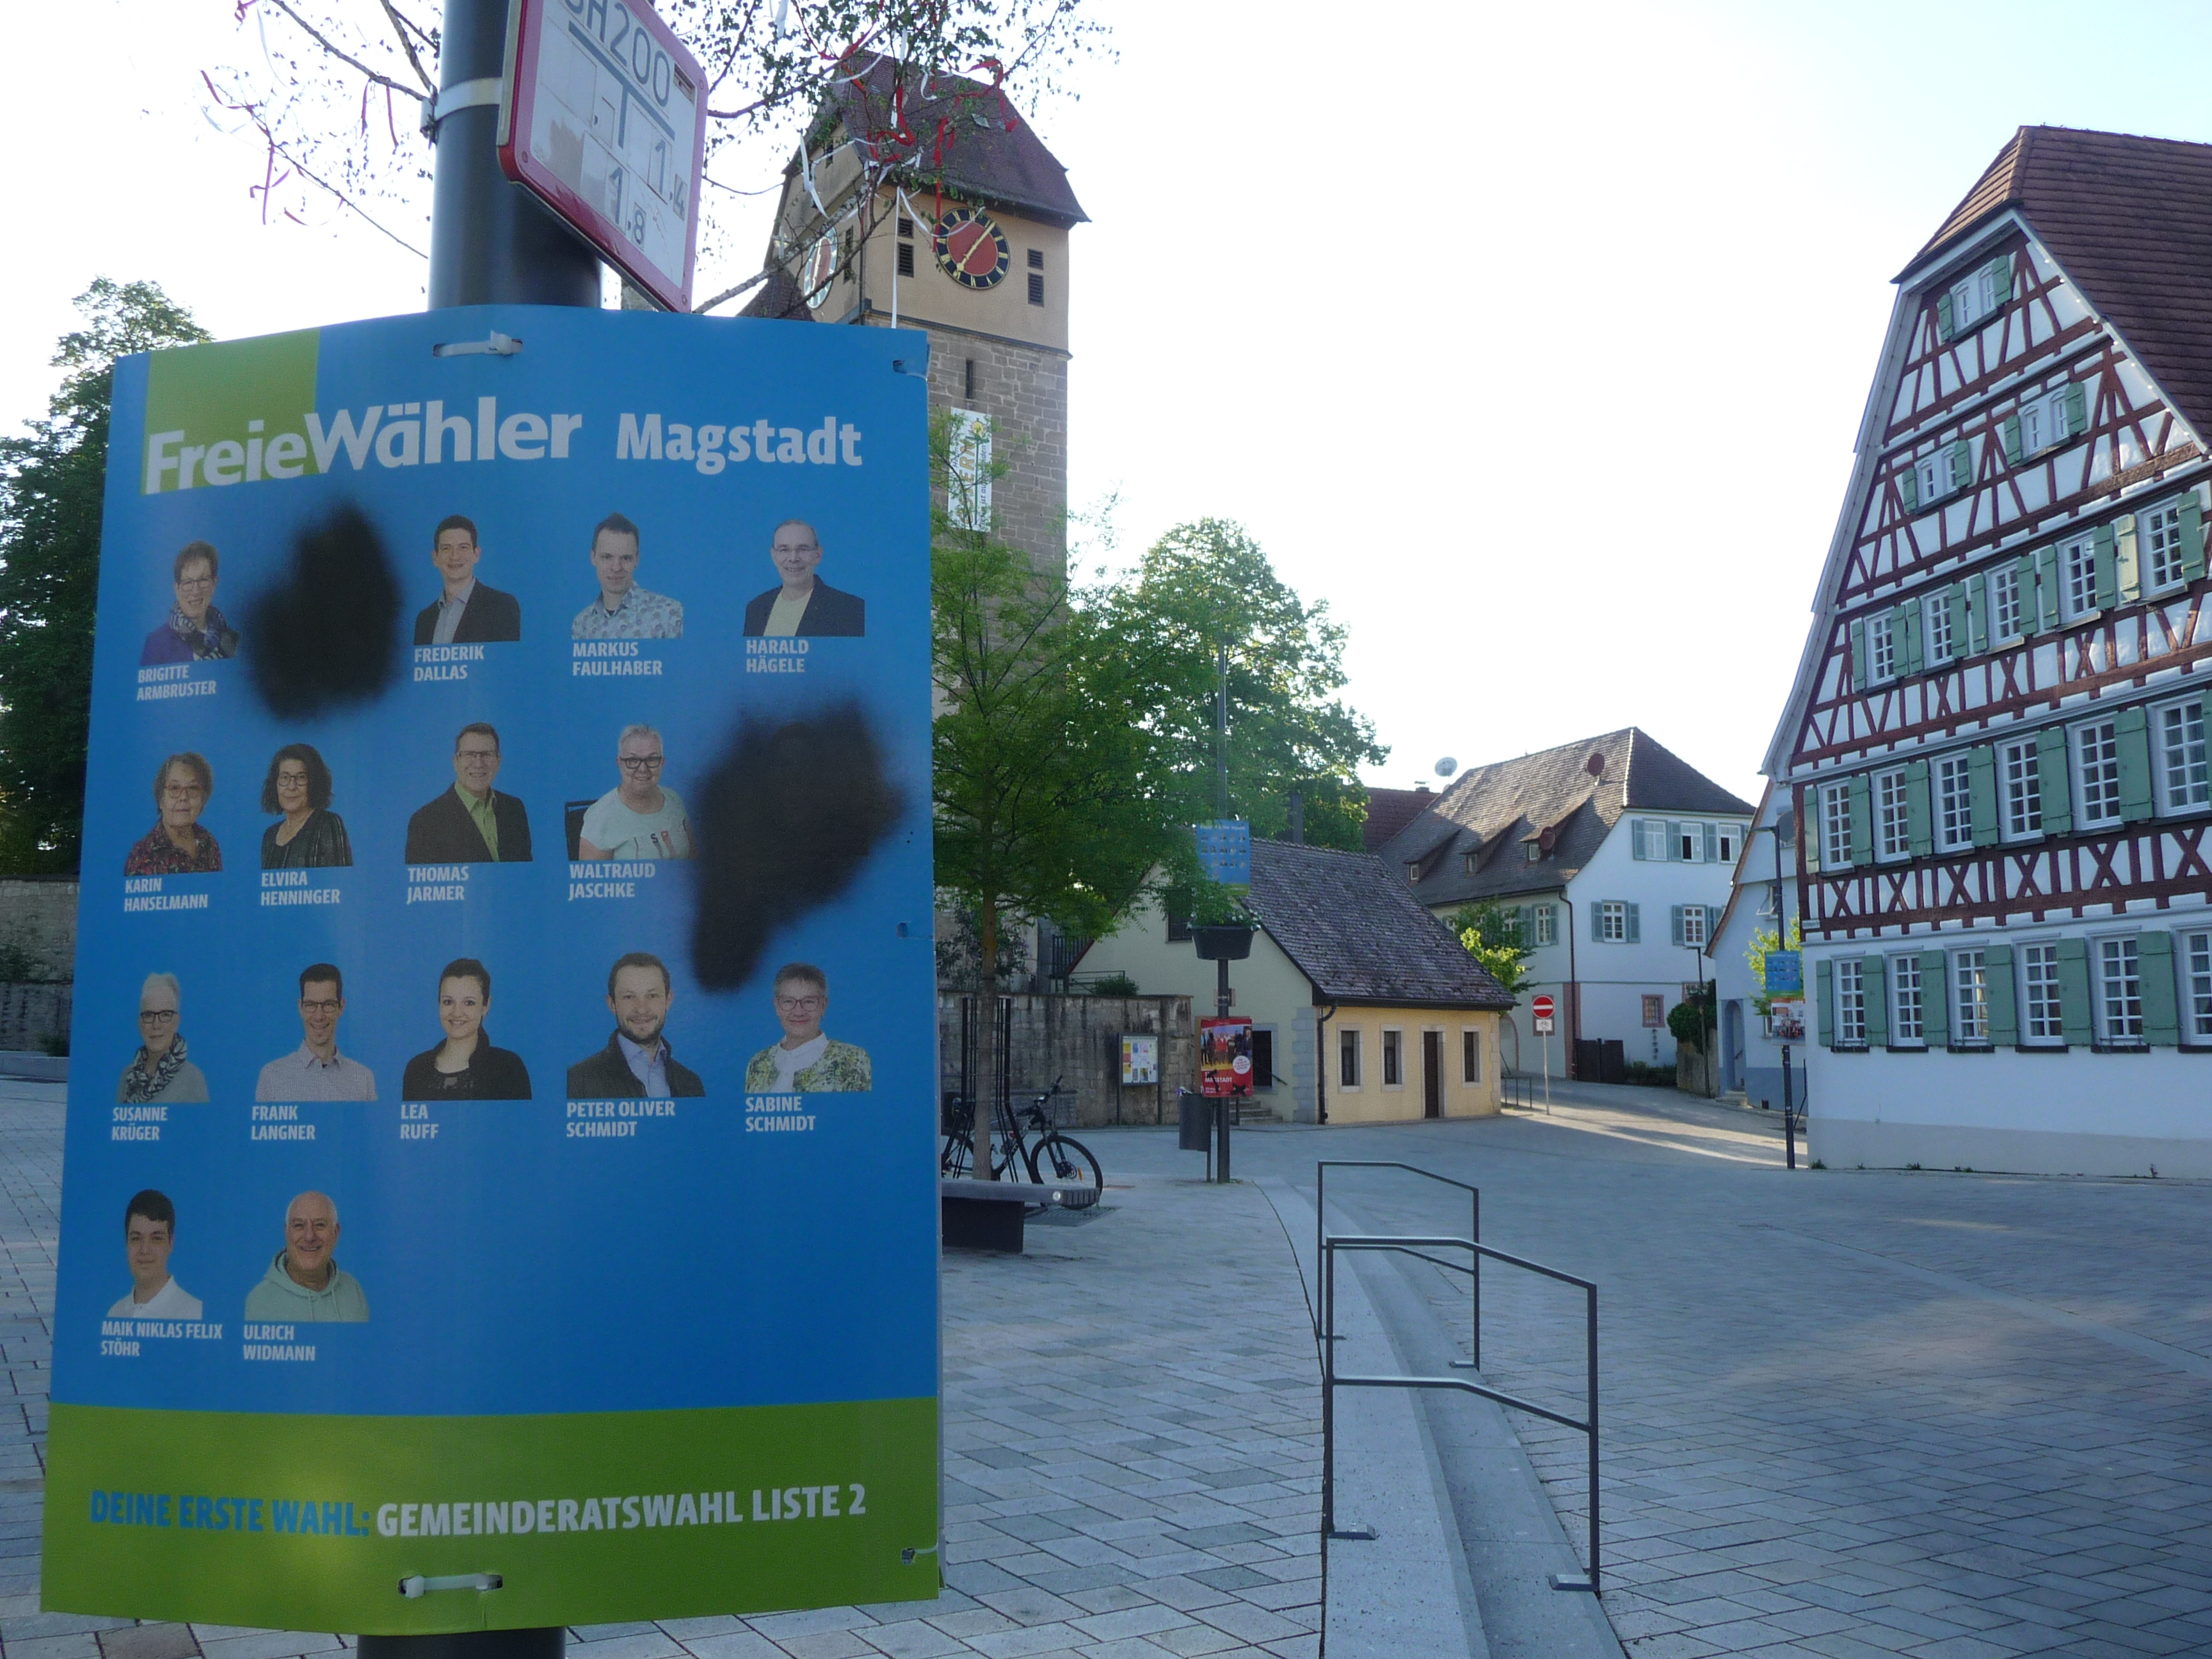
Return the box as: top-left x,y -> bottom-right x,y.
2000,383 -> 2085,465
1524,842 -> 1542,863
1936,253 -> 2012,342
1406,861 -> 1422,883
1463,851 -> 1479,874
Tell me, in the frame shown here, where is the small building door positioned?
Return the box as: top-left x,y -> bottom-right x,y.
1422,1031 -> 1442,1118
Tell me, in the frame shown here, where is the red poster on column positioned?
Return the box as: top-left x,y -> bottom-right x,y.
1199,1016 -> 1254,1096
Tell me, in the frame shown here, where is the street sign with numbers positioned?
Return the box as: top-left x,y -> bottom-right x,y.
499,0 -> 707,312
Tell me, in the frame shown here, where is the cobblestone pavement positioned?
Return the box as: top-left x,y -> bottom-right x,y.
1213,1084 -> 2212,1659
0,1080 -> 1322,1659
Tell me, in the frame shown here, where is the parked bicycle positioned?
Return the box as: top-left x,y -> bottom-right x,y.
940,1077 -> 1103,1198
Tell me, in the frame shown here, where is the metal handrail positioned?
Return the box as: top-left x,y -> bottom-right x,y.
1319,1210 -> 1601,1594
1314,1162 -> 1479,1363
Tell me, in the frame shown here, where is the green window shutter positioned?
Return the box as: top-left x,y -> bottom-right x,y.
1936,293 -> 1955,342
1864,958 -> 1889,1046
1965,572 -> 1988,654
2033,546 -> 2061,630
1847,774 -> 1872,865
2182,494 -> 2207,582
1850,619 -> 1868,690
1666,821 -> 1685,860
1985,946 -> 2017,1045
1968,746 -> 1999,847
2000,415 -> 2023,465
2116,517 -> 2141,604
1591,905 -> 1605,943
2092,524 -> 2119,611
1671,904 -> 1685,947
2061,381 -> 2088,438
1947,440 -> 1973,493
1518,905 -> 1535,943
1921,950 -> 1950,1046
1899,465 -> 1920,513
1988,252 -> 2014,303
2037,726 -> 2072,835
1630,818 -> 1646,860
2141,933 -> 2179,1045
2055,939 -> 2092,1045
1905,759 -> 1932,856
1704,822 -> 1720,863
2117,705 -> 2153,821
1818,959 -> 1835,1049
1626,902 -> 1640,944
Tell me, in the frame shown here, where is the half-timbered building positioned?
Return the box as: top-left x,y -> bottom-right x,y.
1769,127 -> 2212,1176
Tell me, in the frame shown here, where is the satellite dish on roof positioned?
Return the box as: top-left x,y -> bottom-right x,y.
1434,757 -> 1458,778
1586,753 -> 1606,778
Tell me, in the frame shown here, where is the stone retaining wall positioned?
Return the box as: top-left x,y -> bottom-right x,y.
938,992 -> 1195,1128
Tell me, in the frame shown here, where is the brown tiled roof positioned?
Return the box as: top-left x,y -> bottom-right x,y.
739,264 -> 815,321
824,59 -> 1089,228
1905,125 -> 2212,433
1374,729 -> 1754,910
1360,786 -> 1436,851
1247,842 -> 1515,1009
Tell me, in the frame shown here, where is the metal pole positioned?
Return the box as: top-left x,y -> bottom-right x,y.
428,0 -> 602,309
1782,1042 -> 1796,1170
1320,1239 -> 1335,1536
1215,643 -> 1229,819
1588,1284 -> 1601,1593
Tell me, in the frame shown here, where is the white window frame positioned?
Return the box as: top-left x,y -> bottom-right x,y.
2021,940 -> 2064,1045
1338,1027 -> 1361,1090
1835,959 -> 1867,1046
1868,612 -> 1897,682
2141,496 -> 2190,593
1533,905 -> 1556,947
2096,936 -> 2145,1045
1598,901 -> 1627,943
2184,929 -> 2212,1045
1717,825 -> 1738,862
1949,264 -> 2000,334
1678,826 -> 1703,862
1635,819 -> 1667,861
1461,1028 -> 1482,1084
1990,563 -> 2023,642
1821,781 -> 1852,868
2074,719 -> 2122,828
1875,767 -> 1911,862
2013,384 -> 2072,460
1935,753 -> 1974,852
1924,591 -> 1954,666
2156,698 -> 2209,814
1890,954 -> 1925,1046
1682,906 -> 1708,948
1381,1028 -> 1404,1089
1952,948 -> 1989,1046
2060,531 -> 2098,620
2000,738 -> 2042,840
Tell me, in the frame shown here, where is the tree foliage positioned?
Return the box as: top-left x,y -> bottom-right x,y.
1668,982 -> 1716,1054
0,282 -> 211,873
1090,519 -> 1386,851
1745,915 -> 1804,1014
1451,901 -> 1530,995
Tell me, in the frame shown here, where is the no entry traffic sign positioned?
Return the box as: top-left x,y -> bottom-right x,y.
1532,995 -> 1555,1020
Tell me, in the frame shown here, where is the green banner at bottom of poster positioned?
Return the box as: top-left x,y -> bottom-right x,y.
42,1399 -> 939,1633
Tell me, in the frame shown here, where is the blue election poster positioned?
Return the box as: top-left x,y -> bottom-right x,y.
40,307 -> 941,1633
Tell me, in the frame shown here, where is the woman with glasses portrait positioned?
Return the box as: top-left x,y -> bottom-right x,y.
140,542 -> 238,666
117,973 -> 209,1104
744,963 -> 871,1092
124,753 -> 221,875
577,723 -> 693,860
259,744 -> 353,869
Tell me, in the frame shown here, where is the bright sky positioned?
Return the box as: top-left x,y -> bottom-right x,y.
9,1 -> 2209,807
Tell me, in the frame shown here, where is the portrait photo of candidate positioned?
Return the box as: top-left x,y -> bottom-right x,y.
413,514 -> 521,646
577,725 -> 692,860
572,512 -> 682,639
124,753 -> 220,876
109,1189 -> 203,1320
402,958 -> 531,1101
141,541 -> 239,666
256,964 -> 376,1102
118,974 -> 209,1105
404,723 -> 533,863
742,519 -> 864,637
259,743 -> 353,869
243,1190 -> 367,1323
744,963 -> 872,1092
568,951 -> 705,1100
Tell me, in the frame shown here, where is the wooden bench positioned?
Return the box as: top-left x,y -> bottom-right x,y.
941,1176 -> 1099,1253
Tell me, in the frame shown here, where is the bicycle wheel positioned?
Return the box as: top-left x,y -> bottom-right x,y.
1028,1134 -> 1102,1195
941,1130 -> 974,1178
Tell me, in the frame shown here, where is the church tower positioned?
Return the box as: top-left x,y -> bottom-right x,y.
744,65 -> 1088,575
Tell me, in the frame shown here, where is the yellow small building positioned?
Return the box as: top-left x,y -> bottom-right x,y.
1074,842 -> 1516,1123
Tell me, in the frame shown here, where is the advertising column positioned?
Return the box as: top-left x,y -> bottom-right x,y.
42,307 -> 940,1633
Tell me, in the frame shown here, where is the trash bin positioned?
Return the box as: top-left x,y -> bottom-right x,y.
1177,1088 -> 1214,1152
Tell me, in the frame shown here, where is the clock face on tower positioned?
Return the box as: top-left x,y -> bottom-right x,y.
933,208 -> 1011,289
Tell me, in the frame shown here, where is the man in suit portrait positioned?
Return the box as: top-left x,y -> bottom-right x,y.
413,514 -> 522,645
742,518 -> 865,637
404,722 -> 533,863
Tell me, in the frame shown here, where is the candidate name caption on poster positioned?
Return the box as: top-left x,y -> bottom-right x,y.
123,878 -> 209,915
745,639 -> 807,674
568,862 -> 655,901
399,1102 -> 439,1141
99,1318 -> 222,1356
112,1105 -> 164,1142
250,1104 -> 315,1142
566,1100 -> 676,1139
243,1323 -> 315,1362
135,664 -> 216,702
413,645 -> 483,682
406,865 -> 468,904
573,641 -> 662,677
262,871 -> 339,908
745,1095 -> 815,1134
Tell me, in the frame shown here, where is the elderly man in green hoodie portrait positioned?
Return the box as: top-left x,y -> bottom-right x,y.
244,1190 -> 369,1322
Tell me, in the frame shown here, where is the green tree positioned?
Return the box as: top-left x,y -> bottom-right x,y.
1745,917 -> 1804,1014
1668,982 -> 1717,1054
1093,519 -> 1386,850
0,281 -> 209,872
1451,902 -> 1530,994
